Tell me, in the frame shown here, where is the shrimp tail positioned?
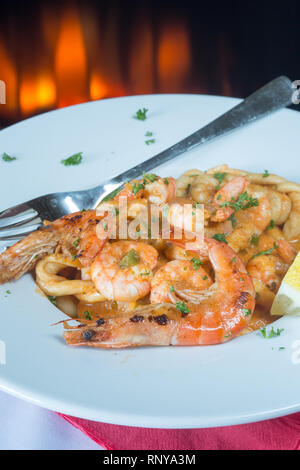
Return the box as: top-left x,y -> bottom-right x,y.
0,226 -> 60,283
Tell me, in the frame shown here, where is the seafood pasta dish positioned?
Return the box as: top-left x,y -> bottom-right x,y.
0,164 -> 299,348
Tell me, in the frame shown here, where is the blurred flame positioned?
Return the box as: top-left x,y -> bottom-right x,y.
129,18 -> 154,93
20,74 -> 56,114
55,6 -> 88,107
0,42 -> 18,112
0,7 -> 197,121
158,22 -> 191,92
90,73 -> 109,100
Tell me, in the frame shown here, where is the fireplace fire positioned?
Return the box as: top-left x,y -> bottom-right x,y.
0,1 -> 299,126
0,2 -> 194,125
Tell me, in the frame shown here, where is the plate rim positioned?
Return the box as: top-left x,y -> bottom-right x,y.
0,93 -> 300,429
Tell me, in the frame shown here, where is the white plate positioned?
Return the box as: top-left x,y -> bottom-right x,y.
0,94 -> 300,429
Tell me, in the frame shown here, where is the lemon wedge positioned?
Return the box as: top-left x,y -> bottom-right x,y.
271,251 -> 300,316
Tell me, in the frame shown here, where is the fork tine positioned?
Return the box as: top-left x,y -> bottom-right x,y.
0,228 -> 38,241
0,208 -> 38,229
0,214 -> 41,232
0,202 -> 33,220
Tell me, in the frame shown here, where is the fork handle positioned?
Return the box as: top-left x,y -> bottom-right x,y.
95,75 -> 294,204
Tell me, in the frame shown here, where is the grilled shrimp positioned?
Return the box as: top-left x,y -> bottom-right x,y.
63,238 -> 255,347
90,241 -> 159,301
225,186 -> 272,253
150,260 -> 213,303
0,210 -> 107,284
211,176 -> 249,222
176,170 -> 217,203
115,175 -> 176,204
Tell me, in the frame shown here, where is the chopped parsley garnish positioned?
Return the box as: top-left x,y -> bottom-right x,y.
2,152 -> 16,162
169,285 -> 175,292
262,169 -> 270,178
61,152 -> 83,166
134,108 -> 148,121
84,310 -> 92,320
119,249 -> 140,269
176,300 -> 190,316
212,233 -> 228,244
103,222 -> 108,231
48,296 -> 57,306
243,308 -> 252,317
266,219 -> 275,230
145,138 -> 155,145
163,178 -> 169,186
250,234 -> 260,246
142,172 -> 157,183
73,238 -> 80,249
224,332 -> 232,338
102,186 -> 123,202
145,131 -> 153,136
187,183 -> 191,193
141,270 -> 151,276
213,172 -> 226,190
232,257 -> 237,263
228,213 -> 237,228
221,192 -> 259,212
202,275 -> 208,280
191,257 -> 203,270
260,326 -> 284,339
132,182 -> 145,196
251,243 -> 278,260
5,290 -> 11,295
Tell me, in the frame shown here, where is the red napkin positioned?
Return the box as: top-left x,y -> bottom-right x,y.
59,412 -> 300,450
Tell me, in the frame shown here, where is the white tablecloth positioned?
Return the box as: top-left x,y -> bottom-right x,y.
0,390 -> 103,450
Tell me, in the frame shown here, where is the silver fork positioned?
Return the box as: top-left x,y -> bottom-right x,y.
0,75 -> 294,250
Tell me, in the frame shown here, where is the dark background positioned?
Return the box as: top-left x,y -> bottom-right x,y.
0,0 -> 299,125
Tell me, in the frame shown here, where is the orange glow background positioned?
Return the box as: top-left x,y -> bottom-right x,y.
0,3 -> 201,123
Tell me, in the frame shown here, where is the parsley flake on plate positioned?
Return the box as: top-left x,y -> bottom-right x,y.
2,152 -> 16,162
61,152 -> 83,166
48,296 -> 57,306
260,326 -> 284,339
134,108 -> 148,121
